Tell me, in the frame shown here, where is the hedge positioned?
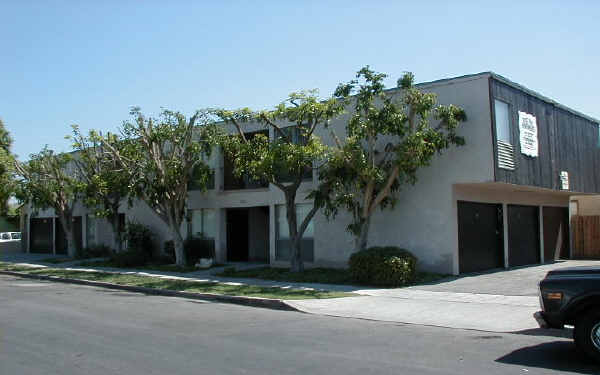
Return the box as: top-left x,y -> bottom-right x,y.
348,246 -> 417,287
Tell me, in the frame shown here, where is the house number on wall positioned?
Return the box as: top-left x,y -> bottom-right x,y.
518,111 -> 538,157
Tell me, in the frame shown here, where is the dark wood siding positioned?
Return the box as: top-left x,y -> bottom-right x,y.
491,78 -> 600,193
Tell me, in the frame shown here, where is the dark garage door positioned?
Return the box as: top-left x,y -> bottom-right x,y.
508,205 -> 540,267
458,201 -> 504,273
543,206 -> 570,261
30,218 -> 53,253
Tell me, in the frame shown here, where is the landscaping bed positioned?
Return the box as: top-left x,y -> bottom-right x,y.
218,266 -> 447,287
0,263 -> 354,300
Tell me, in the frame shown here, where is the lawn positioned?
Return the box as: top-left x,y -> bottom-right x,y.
218,266 -> 448,287
0,263 -> 355,300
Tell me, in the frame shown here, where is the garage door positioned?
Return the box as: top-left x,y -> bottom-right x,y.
543,206 -> 569,261
508,205 -> 540,267
30,218 -> 53,253
458,201 -> 504,273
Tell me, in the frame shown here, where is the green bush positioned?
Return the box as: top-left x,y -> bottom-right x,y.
125,222 -> 155,258
348,246 -> 417,287
75,244 -> 112,259
109,250 -> 149,268
184,236 -> 215,265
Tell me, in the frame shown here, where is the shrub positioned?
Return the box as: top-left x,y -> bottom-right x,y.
109,249 -> 148,268
221,266 -> 236,276
125,222 -> 155,258
348,246 -> 417,287
184,236 -> 215,265
75,244 -> 112,259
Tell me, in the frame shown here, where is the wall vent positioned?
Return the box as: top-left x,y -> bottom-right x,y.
497,140 -> 515,170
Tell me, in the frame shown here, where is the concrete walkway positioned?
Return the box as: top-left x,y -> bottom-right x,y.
4,252 -> 599,333
290,261 -> 600,333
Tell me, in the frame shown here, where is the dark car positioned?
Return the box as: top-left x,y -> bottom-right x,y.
535,266 -> 600,361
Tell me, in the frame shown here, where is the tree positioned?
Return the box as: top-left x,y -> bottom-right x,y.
69,125 -> 130,252
318,66 -> 467,253
100,108 -> 218,266
0,118 -> 15,215
216,90 -> 345,272
15,148 -> 83,256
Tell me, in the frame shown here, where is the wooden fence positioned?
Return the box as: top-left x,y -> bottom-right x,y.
571,215 -> 600,258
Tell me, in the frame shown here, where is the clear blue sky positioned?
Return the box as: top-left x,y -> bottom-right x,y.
1,1 -> 598,160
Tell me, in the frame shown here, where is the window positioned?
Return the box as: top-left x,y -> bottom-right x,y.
190,209 -> 216,239
276,126 -> 313,182
224,130 -> 269,190
494,99 -> 515,170
86,215 -> 96,247
275,203 -> 314,262
189,151 -> 217,191
494,99 -> 511,143
188,164 -> 215,190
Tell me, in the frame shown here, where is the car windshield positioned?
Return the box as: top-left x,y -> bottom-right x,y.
11,233 -> 21,240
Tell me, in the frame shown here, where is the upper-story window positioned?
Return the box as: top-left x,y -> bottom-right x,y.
494,99 -> 511,143
224,130 -> 269,190
276,126 -> 313,182
494,99 -> 515,170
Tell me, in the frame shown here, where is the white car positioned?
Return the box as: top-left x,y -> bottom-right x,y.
0,232 -> 21,242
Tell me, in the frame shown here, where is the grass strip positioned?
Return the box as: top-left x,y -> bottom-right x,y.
218,266 -> 448,287
0,263 -> 354,300
39,257 -> 74,264
76,260 -> 201,273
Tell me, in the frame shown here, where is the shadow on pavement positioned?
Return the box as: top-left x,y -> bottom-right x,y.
496,341 -> 599,374
513,327 -> 573,339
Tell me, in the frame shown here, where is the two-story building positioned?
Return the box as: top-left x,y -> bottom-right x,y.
21,72 -> 600,275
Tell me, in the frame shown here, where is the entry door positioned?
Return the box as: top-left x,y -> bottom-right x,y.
30,218 -> 53,253
227,209 -> 249,261
508,205 -> 540,267
458,201 -> 504,273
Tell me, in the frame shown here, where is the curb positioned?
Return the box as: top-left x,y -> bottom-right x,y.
0,270 -> 300,312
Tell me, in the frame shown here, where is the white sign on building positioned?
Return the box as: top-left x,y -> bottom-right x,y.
518,111 -> 538,157
560,171 -> 569,190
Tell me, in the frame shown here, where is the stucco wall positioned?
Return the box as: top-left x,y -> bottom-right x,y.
570,195 -> 600,216
311,75 -> 495,273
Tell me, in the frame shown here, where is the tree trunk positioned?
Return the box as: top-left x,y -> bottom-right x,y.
58,212 -> 77,257
171,225 -> 185,266
109,217 -> 121,253
65,229 -> 77,257
285,193 -> 304,273
354,215 -> 371,253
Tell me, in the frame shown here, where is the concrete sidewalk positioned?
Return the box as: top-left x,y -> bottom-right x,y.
4,253 -> 598,333
287,291 -> 540,332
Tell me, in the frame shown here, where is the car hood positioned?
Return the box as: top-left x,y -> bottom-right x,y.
546,266 -> 600,278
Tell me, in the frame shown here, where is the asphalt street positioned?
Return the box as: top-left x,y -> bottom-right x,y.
1,275 -> 598,375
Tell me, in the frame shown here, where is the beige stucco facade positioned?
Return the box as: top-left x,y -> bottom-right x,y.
22,72 -> 599,275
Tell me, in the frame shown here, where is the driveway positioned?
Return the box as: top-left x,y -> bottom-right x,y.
289,260 -> 600,332
371,260 -> 600,297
